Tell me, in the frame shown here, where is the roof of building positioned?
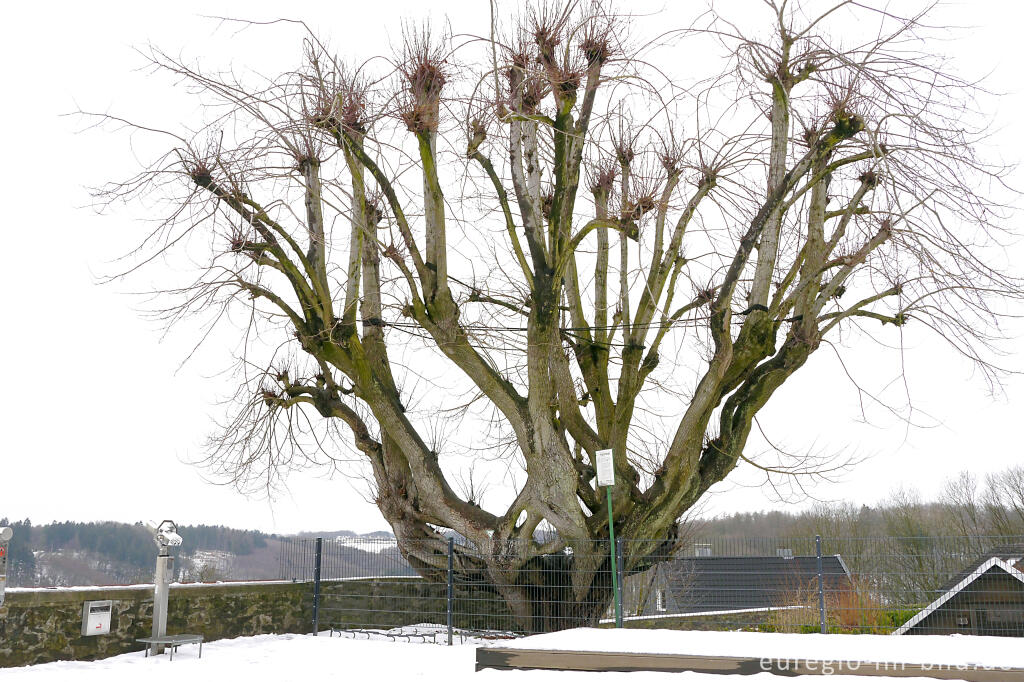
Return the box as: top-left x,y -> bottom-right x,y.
658,555 -> 851,613
934,544 -> 1024,594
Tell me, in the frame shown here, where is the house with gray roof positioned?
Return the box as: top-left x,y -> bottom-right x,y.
622,552 -> 851,618
894,545 -> 1024,637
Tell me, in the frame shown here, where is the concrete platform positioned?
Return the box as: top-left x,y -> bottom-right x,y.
476,646 -> 1024,680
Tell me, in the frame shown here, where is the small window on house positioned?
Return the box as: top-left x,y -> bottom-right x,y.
656,589 -> 667,612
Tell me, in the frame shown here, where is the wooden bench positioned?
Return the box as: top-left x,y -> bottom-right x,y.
137,634 -> 204,661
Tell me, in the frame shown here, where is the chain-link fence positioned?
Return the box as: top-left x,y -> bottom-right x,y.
279,534 -> 1024,640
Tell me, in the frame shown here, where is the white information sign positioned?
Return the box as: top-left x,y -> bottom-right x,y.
595,448 -> 615,487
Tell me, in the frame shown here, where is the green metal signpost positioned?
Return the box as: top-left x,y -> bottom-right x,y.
595,449 -> 622,627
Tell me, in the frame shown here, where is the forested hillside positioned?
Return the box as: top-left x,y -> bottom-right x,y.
698,465 -> 1024,541
0,520 -> 275,587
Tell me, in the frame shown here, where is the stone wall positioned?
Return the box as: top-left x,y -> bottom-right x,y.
0,580 -> 313,668
0,577 -> 520,668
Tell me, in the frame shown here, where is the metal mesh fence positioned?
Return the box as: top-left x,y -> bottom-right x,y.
280,534 -> 1024,640
9,539 -> 286,587
283,536 -> 619,638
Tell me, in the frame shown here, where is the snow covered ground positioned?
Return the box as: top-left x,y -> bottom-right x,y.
1,628 -> 998,682
332,536 -> 397,553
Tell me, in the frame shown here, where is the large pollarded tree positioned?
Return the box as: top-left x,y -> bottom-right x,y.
100,1 -> 1019,630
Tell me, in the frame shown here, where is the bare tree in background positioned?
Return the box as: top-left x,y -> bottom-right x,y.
908,467 -> 1024,540
984,466 -> 1024,536
96,0 -> 1021,631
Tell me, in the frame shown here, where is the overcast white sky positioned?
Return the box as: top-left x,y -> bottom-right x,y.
1,1 -> 1022,535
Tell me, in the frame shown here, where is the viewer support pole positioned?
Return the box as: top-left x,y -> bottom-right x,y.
151,548 -> 171,656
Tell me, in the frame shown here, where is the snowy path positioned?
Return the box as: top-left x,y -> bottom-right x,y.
0,632 -> 977,682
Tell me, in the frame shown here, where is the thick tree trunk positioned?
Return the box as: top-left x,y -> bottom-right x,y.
487,550 -> 616,634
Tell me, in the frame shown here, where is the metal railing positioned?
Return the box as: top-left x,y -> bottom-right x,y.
280,534 -> 1024,641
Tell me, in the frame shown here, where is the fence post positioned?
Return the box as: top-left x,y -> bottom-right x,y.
312,537 -> 323,636
815,534 -> 826,634
447,536 -> 454,646
615,538 -> 624,628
